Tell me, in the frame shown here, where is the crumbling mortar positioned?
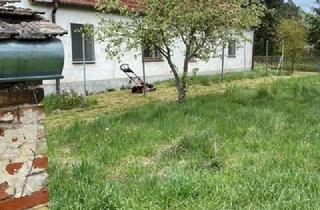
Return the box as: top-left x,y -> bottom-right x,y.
26,170 -> 46,178
20,148 -> 36,197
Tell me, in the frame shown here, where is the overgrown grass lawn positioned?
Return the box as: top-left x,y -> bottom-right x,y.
48,75 -> 320,209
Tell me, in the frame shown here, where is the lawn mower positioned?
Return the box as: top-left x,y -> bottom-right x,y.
120,64 -> 156,93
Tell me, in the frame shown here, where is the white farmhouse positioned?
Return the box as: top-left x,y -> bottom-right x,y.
16,0 -> 255,94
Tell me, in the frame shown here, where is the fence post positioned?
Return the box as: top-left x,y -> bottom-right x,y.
281,42 -> 285,75
266,40 -> 269,74
318,51 -> 320,72
82,33 -> 87,107
251,31 -> 256,71
244,40 -> 246,71
142,45 -> 147,96
55,78 -> 61,95
221,43 -> 225,82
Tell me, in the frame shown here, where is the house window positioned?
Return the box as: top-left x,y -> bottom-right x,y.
71,23 -> 95,63
228,40 -> 236,58
143,47 -> 162,61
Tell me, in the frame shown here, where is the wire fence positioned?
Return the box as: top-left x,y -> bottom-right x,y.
254,40 -> 320,73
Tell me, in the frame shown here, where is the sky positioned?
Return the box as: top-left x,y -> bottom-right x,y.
290,0 -> 316,12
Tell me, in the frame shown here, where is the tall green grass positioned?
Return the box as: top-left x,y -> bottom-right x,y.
48,76 -> 320,210
158,68 -> 276,87
45,91 -> 98,114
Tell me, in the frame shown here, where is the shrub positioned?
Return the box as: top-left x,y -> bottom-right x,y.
290,82 -> 301,98
189,76 -> 212,86
45,90 -> 98,114
300,86 -> 319,102
225,84 -> 249,104
174,131 -> 223,171
256,86 -> 272,99
270,83 -> 279,96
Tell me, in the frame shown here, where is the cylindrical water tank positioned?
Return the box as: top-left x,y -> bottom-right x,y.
0,38 -> 64,83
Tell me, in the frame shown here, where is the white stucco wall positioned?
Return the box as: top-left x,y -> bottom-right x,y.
16,1 -> 254,94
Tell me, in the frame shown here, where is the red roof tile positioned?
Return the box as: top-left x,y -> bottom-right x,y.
0,5 -> 67,40
45,0 -> 141,9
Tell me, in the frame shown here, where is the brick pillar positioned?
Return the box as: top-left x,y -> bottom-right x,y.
0,87 -> 49,210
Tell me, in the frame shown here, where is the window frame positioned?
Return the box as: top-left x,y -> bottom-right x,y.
71,23 -> 96,64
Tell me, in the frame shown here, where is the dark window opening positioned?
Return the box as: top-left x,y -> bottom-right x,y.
71,23 -> 95,64
228,40 -> 237,58
143,46 -> 163,61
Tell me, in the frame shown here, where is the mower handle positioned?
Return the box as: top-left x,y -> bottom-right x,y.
120,64 -> 130,71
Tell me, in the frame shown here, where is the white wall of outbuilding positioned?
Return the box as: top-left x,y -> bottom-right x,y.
17,0 -> 255,94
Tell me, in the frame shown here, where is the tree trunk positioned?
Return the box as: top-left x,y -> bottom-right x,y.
165,55 -> 184,102
162,48 -> 189,103
177,73 -> 187,103
178,52 -> 190,103
177,86 -> 185,103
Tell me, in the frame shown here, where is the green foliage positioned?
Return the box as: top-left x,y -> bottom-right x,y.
308,1 -> 320,53
264,0 -> 284,9
161,69 -> 273,88
48,76 -> 320,209
255,86 -> 272,99
98,0 -> 264,61
270,82 -> 280,95
225,84 -> 252,105
300,85 -> 320,102
190,76 -> 212,86
278,0 -> 301,20
44,91 -> 98,114
289,80 -> 301,97
277,19 -> 308,72
177,131 -> 216,159
97,0 -> 264,102
255,0 -> 302,56
288,80 -> 320,102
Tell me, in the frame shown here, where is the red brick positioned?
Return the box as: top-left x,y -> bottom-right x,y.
0,188 -> 49,210
0,128 -> 4,137
5,162 -> 23,175
0,88 -> 44,108
0,182 -> 11,201
33,156 -> 48,170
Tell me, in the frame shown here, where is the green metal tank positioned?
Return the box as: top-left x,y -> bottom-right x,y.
0,38 -> 64,83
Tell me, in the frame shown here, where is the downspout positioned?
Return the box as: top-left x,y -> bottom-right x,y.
51,0 -> 58,23
52,0 -> 61,95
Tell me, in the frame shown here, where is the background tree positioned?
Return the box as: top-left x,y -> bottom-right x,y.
308,0 -> 320,53
255,0 -> 301,56
278,0 -> 301,19
277,19 -> 308,73
96,0 -> 264,103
